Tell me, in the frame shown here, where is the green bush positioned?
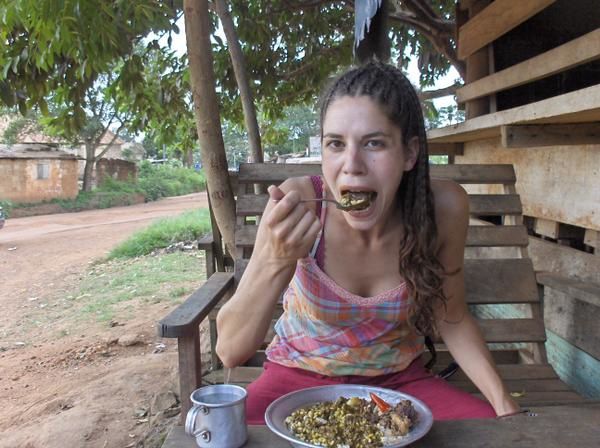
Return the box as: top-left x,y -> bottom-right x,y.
136,161 -> 206,201
97,176 -> 143,194
108,208 -> 212,259
0,199 -> 13,217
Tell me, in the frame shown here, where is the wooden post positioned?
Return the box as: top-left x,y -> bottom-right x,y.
178,329 -> 202,424
464,1 -> 491,119
504,183 -> 548,364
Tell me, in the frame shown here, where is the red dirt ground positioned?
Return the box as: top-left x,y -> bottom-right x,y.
0,193 -> 209,447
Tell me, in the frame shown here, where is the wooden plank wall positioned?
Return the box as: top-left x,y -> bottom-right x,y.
457,29 -> 600,103
457,138 -> 600,232
458,0 -> 557,60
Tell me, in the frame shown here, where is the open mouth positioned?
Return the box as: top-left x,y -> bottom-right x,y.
339,190 -> 377,211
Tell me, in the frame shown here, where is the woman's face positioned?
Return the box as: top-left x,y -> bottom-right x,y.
321,95 -> 418,231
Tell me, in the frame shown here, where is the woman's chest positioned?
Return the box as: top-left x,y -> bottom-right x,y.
322,233 -> 404,298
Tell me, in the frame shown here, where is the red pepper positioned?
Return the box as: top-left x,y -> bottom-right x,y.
370,392 -> 391,413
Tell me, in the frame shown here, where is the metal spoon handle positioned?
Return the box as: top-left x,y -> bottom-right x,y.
273,197 -> 353,211
300,198 -> 353,210
299,198 -> 342,206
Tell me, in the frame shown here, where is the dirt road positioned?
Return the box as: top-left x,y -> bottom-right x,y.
0,193 -> 208,447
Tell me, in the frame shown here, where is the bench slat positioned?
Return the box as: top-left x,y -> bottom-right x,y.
204,364 -> 562,388
437,318 -> 546,343
258,315 -> 546,343
451,378 -> 574,393
470,194 -> 522,215
467,225 -> 529,246
450,363 -> 558,382
475,391 -> 585,406
237,224 -> 529,249
244,348 -> 521,369
465,258 -> 539,303
236,194 -> 522,216
238,163 -> 516,184
233,258 -> 540,304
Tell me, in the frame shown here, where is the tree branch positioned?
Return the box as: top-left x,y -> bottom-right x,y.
418,82 -> 462,101
281,46 -> 341,81
95,121 -> 127,161
388,10 -> 465,78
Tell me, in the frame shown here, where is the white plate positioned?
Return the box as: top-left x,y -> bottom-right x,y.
264,384 -> 433,447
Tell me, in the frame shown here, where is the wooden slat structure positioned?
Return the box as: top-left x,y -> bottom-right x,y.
428,83 -> 600,143
501,123 -> 600,148
425,0 -> 600,412
158,162 -> 587,440
457,0 -> 557,60
457,28 -> 600,103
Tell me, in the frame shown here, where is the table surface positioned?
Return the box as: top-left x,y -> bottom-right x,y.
165,403 -> 600,448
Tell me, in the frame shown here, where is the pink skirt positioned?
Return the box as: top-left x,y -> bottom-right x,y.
246,357 -> 496,424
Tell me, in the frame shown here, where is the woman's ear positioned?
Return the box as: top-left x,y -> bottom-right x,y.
403,136 -> 420,172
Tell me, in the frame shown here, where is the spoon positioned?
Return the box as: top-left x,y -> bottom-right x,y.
298,197 -> 371,211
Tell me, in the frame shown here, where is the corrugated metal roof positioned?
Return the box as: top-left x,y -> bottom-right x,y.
0,147 -> 80,160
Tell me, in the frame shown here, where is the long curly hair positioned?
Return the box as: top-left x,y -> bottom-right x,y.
318,61 -> 448,337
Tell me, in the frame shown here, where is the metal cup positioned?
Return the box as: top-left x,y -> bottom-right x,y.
185,384 -> 248,448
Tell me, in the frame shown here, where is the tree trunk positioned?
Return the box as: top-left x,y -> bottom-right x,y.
184,147 -> 194,167
82,141 -> 96,192
215,0 -> 263,164
184,0 -> 237,257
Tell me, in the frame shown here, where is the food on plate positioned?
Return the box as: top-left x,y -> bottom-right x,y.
338,191 -> 376,211
284,393 -> 418,448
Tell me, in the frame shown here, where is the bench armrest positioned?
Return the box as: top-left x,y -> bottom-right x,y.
157,272 -> 235,338
197,234 -> 213,249
536,271 -> 600,307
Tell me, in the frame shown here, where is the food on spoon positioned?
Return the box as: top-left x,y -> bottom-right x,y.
339,191 -> 376,211
284,394 -> 418,448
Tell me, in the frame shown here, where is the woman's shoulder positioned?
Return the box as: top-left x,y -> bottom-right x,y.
430,178 -> 469,229
279,175 -> 319,196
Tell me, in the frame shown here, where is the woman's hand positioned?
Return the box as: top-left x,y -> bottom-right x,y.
260,185 -> 321,266
494,394 -> 521,418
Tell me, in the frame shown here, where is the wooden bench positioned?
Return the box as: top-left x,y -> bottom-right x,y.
158,162 -> 587,434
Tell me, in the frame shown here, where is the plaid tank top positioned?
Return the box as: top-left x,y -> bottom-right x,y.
265,177 -> 424,376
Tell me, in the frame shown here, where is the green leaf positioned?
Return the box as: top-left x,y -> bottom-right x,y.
39,97 -> 49,115
17,100 -> 27,115
0,81 -> 15,107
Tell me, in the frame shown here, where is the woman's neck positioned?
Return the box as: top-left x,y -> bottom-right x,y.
327,201 -> 402,246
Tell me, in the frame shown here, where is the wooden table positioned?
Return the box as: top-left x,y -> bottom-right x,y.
165,403 -> 600,447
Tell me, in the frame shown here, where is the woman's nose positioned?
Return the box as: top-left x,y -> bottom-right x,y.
342,144 -> 367,175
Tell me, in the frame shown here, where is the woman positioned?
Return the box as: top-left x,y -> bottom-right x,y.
216,61 -> 520,424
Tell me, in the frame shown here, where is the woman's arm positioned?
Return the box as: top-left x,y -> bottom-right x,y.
215,177 -> 321,368
432,180 -> 520,416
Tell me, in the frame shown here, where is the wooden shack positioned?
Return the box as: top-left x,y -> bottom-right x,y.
427,0 -> 600,397
0,146 -> 79,203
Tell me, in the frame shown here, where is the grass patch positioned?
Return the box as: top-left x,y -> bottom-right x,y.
76,252 -> 204,322
108,208 -> 211,259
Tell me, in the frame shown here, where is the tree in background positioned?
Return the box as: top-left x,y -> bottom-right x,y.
211,0 -> 460,128
1,0 -> 463,254
0,0 -> 182,190
183,0 -> 237,255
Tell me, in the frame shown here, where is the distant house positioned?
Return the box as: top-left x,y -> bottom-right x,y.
0,116 -> 144,184
0,147 -> 79,203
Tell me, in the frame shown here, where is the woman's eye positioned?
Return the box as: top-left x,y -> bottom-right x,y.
365,140 -> 385,149
325,140 -> 344,150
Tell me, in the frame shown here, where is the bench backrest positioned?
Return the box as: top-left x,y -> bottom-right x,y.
231,163 -> 547,364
